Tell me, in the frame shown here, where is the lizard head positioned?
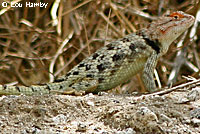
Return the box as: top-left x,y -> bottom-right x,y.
147,11 -> 195,54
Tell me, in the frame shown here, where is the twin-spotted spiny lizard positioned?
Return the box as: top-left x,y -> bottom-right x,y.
0,11 -> 195,95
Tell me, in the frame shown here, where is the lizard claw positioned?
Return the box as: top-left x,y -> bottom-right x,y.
50,87 -> 86,96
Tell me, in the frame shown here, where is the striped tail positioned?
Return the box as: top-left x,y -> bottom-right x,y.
0,81 -> 75,95
0,85 -> 51,95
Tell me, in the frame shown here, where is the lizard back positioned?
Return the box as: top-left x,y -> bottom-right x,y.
56,33 -> 153,93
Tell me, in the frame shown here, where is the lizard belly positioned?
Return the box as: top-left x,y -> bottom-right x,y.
96,57 -> 147,92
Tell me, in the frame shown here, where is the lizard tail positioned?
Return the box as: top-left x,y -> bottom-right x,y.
0,81 -> 78,95
0,85 -> 50,95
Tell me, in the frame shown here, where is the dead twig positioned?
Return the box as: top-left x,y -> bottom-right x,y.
144,79 -> 200,98
49,30 -> 74,82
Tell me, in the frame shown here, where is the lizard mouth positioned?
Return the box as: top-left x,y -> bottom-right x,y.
186,14 -> 195,26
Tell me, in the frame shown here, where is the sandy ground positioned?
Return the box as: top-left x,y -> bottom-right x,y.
0,86 -> 200,134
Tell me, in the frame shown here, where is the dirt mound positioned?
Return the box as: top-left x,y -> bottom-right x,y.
0,86 -> 200,134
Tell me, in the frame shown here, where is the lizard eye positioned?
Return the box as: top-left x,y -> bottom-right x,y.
169,12 -> 184,19
173,15 -> 179,19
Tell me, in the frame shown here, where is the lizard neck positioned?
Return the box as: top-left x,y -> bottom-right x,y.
137,29 -> 163,54
137,27 -> 181,56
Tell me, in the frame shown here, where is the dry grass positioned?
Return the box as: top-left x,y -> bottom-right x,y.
0,0 -> 199,92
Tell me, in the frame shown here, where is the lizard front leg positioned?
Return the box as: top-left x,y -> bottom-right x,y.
142,51 -> 160,92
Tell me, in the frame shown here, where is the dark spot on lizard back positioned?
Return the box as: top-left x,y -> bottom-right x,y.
100,55 -> 105,60
110,69 -> 117,76
92,53 -> 99,59
97,64 -> 106,72
73,71 -> 79,75
86,74 -> 94,78
69,83 -> 73,87
85,64 -> 91,70
106,43 -> 115,50
129,43 -> 136,51
66,72 -> 71,77
112,53 -> 123,61
78,63 -> 85,68
98,78 -> 104,82
121,38 -> 130,43
59,85 -> 63,89
3,85 -> 7,90
85,83 -> 90,87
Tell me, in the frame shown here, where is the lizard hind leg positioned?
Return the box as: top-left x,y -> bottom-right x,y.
58,78 -> 99,95
72,78 -> 99,94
